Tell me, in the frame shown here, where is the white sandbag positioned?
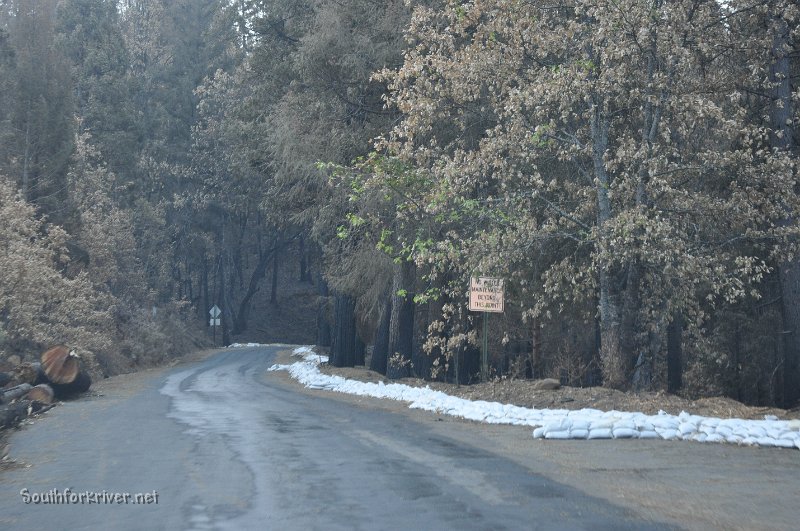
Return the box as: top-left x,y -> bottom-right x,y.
678,422 -> 697,436
766,428 -> 785,440
756,436 -> 777,447
569,419 -> 591,431
587,428 -> 613,439
533,427 -> 547,438
704,433 -> 725,443
589,419 -> 616,430
699,425 -> 716,436
569,429 -> 589,439
545,430 -> 572,440
612,428 -> 639,439
613,420 -> 636,431
638,430 -> 660,440
545,419 -> 573,432
655,428 -> 679,440
773,439 -> 796,449
715,425 -> 733,439
779,431 -> 799,441
651,417 -> 680,430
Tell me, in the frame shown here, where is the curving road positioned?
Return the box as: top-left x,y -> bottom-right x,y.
0,345 -> 794,530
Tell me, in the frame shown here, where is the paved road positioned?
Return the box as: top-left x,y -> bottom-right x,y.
0,346 -> 794,530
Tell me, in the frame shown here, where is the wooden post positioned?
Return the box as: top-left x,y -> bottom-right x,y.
482,311 -> 488,382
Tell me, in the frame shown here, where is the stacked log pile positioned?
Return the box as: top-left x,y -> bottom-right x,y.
0,346 -> 91,430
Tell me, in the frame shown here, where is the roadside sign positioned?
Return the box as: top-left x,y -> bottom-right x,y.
469,277 -> 504,313
469,277 -> 504,382
208,305 -> 222,347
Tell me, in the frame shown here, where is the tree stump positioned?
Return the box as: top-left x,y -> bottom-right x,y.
41,346 -> 80,384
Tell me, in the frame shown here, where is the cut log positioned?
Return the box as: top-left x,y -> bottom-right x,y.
12,362 -> 46,386
41,346 -> 80,384
26,384 -> 54,405
1,383 -> 33,404
50,370 -> 91,398
0,400 -> 47,430
0,400 -> 32,429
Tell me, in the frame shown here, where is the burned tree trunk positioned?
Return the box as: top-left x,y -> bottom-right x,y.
770,13 -> 800,408
218,255 -> 232,347
270,242 -> 280,303
529,317 -> 543,379
387,261 -> 415,379
330,294 -> 356,367
354,336 -> 365,366
667,314 -> 683,393
299,235 -> 309,282
316,273 -> 332,347
233,248 -> 272,334
370,298 -> 391,375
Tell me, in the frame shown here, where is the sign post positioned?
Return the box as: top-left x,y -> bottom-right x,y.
209,305 -> 221,346
469,277 -> 504,382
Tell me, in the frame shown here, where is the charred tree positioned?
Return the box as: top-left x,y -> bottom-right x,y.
370,298 -> 391,375
771,13 -> 800,408
270,236 -> 281,303
387,260 -> 415,379
354,336 -> 365,366
667,315 -> 683,393
329,293 -> 356,367
233,248 -> 272,334
217,254 -> 231,346
316,273 -> 332,347
411,300 -> 430,379
529,317 -> 543,380
299,235 -> 309,282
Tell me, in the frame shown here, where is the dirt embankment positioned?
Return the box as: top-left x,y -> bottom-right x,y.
318,363 -> 800,421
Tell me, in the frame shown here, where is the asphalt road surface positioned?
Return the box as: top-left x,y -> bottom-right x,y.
0,345 -> 797,530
